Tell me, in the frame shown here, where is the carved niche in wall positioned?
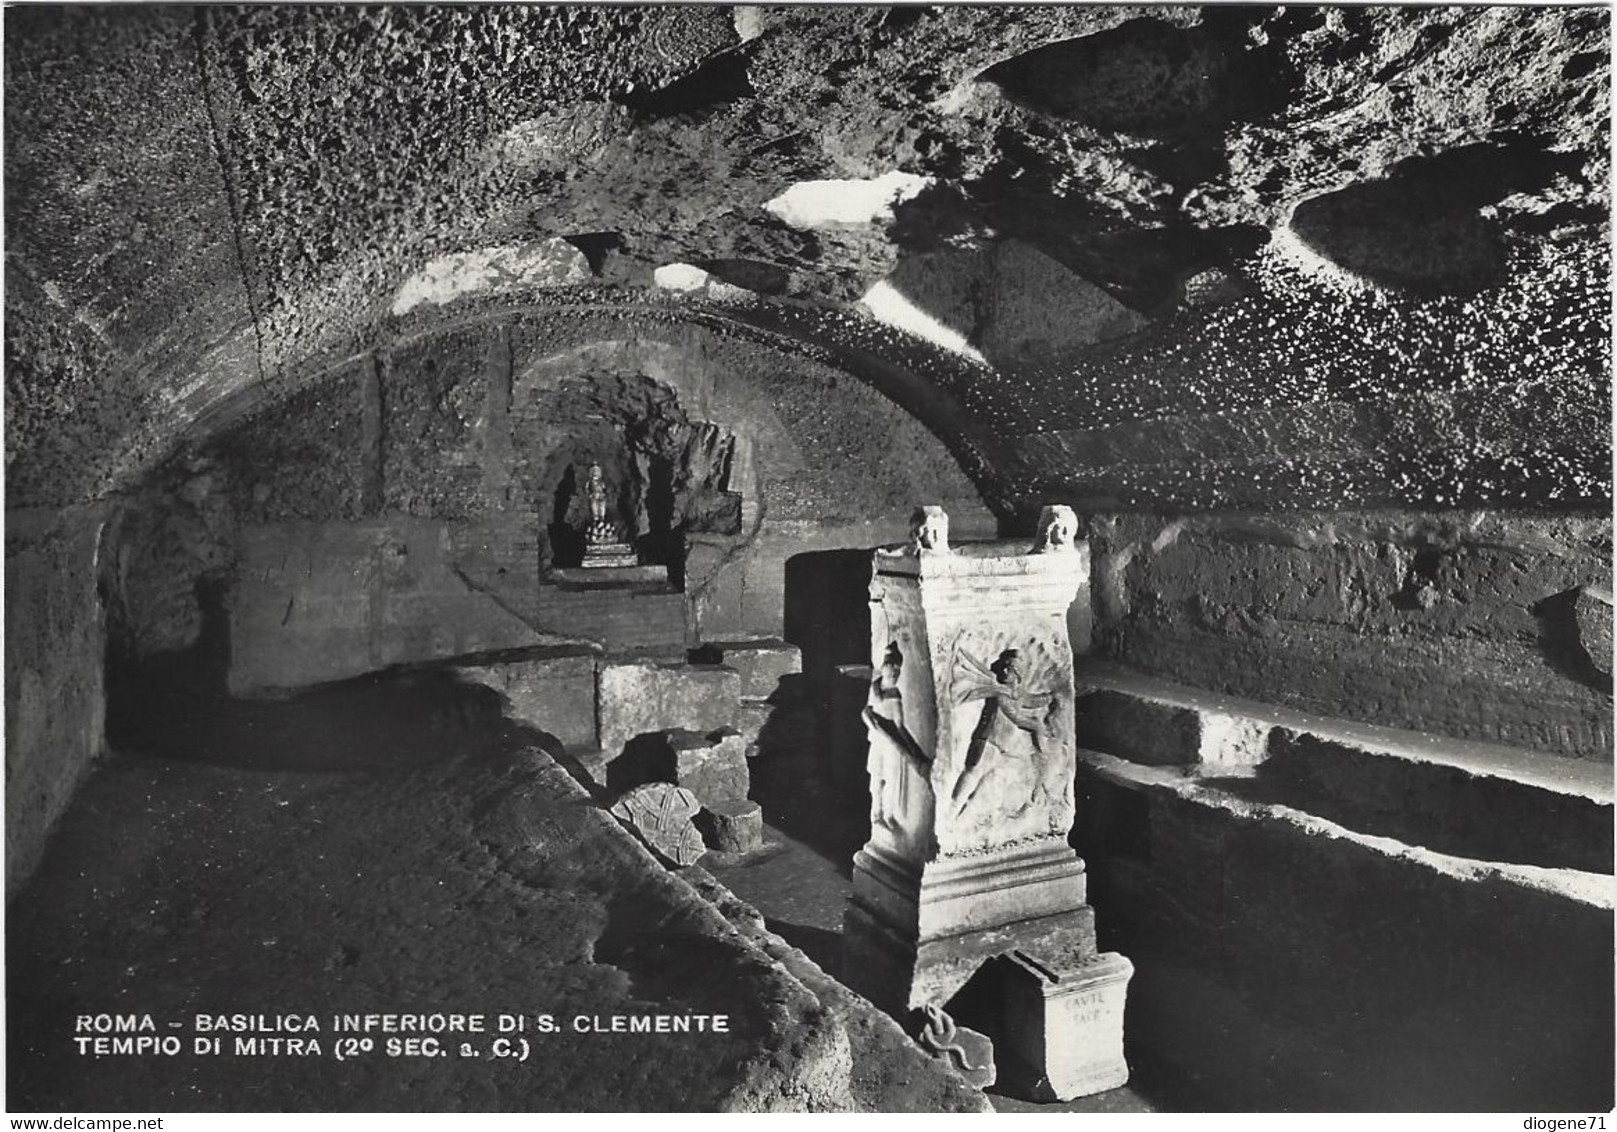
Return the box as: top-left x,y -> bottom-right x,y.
533,373 -> 743,575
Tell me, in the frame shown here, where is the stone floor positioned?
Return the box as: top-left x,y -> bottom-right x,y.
6,673 -> 985,1112
10,663 -> 1179,1112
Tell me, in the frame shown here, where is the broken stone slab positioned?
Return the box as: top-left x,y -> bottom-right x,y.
455,651 -> 599,751
1078,686 -> 1272,773
690,638 -> 803,702
661,728 -> 750,808
609,783 -> 706,867
996,949 -> 1134,1102
596,660 -> 741,758
845,894 -> 1098,1019
699,798 -> 765,852
1196,711 -> 1272,776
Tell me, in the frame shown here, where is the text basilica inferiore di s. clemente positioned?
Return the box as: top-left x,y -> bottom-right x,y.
73,1012 -> 732,1059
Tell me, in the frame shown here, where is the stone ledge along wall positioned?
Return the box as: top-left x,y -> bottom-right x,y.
5,507 -> 113,899
1075,756 -> 1614,1111
1088,510 -> 1613,763
118,309 -> 993,695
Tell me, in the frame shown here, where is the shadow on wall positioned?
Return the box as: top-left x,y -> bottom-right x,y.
105,579 -> 544,772
605,733 -> 673,796
782,546 -> 876,837
547,464 -> 586,569
783,549 -> 874,687
1289,142 -> 1592,295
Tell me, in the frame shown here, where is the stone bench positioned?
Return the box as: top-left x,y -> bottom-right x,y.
1074,745 -> 1614,1110
1075,663 -> 1613,873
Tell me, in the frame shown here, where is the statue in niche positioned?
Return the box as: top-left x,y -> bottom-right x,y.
1033,504 -> 1080,554
584,462 -> 616,543
908,505 -> 951,555
587,463 -> 609,523
949,646 -> 1058,820
864,642 -> 933,830
573,461 -> 637,568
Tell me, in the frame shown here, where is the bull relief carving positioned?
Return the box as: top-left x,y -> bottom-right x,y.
950,645 -> 1060,822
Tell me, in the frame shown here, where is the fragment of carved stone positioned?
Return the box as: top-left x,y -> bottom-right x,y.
917,1003 -> 995,1088
908,505 -> 951,555
610,783 -> 706,867
1033,504 -> 1079,553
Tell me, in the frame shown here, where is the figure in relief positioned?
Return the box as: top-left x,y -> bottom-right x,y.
918,1004 -> 982,1073
864,642 -> 932,829
949,646 -> 1057,819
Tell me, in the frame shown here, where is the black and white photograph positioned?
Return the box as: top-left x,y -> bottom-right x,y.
3,1 -> 1612,1116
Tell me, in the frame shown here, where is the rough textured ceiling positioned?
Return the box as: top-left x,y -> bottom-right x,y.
5,4 -> 1610,514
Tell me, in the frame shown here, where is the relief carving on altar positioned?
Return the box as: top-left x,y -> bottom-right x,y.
864,640 -> 936,848
941,636 -> 1074,851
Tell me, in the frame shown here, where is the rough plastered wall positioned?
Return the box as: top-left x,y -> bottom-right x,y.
1003,234 -> 1612,765
844,231 -> 1613,764
161,308 -> 992,693
1089,511 -> 1613,762
5,507 -> 111,898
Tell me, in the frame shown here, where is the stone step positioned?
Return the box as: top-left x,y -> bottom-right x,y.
1075,662 -> 1612,874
